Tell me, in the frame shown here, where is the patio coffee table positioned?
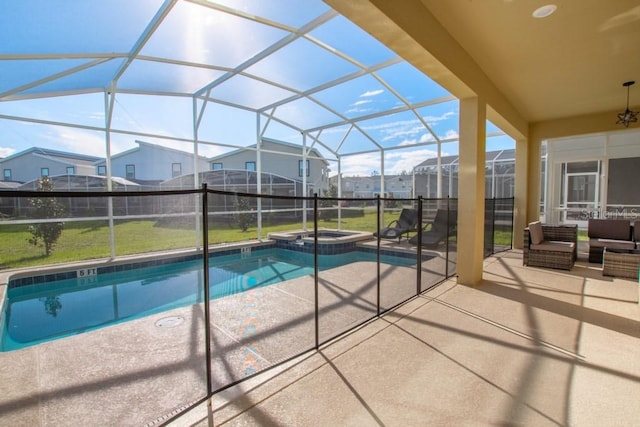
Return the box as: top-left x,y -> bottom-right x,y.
602,248 -> 640,280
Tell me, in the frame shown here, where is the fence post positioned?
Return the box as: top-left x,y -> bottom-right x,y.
201,184 -> 213,399
510,197 -> 515,250
417,196 -> 422,295
376,195 -> 381,316
445,197 -> 450,278
314,193 -> 319,349
491,197 -> 496,255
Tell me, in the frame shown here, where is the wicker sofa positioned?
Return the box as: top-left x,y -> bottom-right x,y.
523,222 -> 578,270
587,219 -> 635,264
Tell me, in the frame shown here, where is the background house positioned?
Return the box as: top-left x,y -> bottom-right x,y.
0,147 -> 101,183
208,138 -> 329,195
413,149 -> 516,199
95,140 -> 210,186
335,175 -> 411,199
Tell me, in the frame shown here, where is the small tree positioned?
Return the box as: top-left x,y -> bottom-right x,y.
236,197 -> 252,232
28,176 -> 66,256
319,182 -> 338,221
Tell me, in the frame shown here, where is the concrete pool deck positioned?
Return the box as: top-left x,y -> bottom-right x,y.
0,241 -> 444,426
4,244 -> 637,426
184,249 -> 640,426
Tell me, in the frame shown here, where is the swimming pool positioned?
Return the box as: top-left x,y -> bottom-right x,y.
1,247 -> 419,351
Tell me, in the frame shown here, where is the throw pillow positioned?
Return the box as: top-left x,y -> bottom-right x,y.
529,221 -> 544,244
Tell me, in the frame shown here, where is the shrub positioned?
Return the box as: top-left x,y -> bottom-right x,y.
27,176 -> 66,256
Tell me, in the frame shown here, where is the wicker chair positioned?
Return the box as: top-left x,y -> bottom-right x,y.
523,222 -> 578,270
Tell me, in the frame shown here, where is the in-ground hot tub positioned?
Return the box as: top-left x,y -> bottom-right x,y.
267,228 -> 374,254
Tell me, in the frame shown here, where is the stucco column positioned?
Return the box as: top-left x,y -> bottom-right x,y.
527,137 -> 542,224
457,97 -> 486,285
513,138 -> 529,248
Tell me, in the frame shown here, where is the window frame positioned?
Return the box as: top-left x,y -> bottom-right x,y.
125,164 -> 135,179
171,162 -> 182,178
298,159 -> 310,177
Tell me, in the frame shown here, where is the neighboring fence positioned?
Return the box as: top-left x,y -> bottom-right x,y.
0,188 -> 512,426
485,197 -> 515,256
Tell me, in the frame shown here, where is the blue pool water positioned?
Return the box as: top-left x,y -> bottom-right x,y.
1,247 -> 417,351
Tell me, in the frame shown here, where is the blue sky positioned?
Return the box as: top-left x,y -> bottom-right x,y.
0,0 -> 514,176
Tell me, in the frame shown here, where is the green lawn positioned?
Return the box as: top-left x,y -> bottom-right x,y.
0,210 -> 390,270
0,210 -> 515,270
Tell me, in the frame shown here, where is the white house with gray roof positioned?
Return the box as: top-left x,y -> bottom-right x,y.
0,147 -> 101,183
333,174 -> 412,199
208,138 -> 330,194
94,140 -> 209,185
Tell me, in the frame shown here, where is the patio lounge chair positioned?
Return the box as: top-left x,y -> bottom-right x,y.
409,209 -> 457,248
523,221 -> 577,270
374,208 -> 419,241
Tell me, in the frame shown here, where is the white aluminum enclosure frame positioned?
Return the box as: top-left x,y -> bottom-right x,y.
0,0 -> 508,255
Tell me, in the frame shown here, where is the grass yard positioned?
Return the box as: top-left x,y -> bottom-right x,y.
0,209 -> 515,271
0,210 -> 393,270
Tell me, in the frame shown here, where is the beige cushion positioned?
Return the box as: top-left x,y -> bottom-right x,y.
588,238 -> 636,250
531,241 -> 575,253
529,221 -> 544,245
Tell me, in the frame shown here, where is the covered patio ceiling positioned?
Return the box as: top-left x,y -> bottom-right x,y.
330,0 -> 640,138
0,0 -> 501,166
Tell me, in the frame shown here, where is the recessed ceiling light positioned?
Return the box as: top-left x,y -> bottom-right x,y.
532,4 -> 557,18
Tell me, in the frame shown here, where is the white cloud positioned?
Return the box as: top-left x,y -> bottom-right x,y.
362,118 -> 417,132
340,153 -> 381,176
420,133 -> 435,143
381,125 -> 424,142
359,119 -> 437,146
443,129 -> 459,140
198,144 -> 227,158
42,127 -> 111,157
385,148 -> 442,175
423,111 -> 456,124
360,89 -> 384,97
345,99 -> 374,115
398,137 -> 428,146
338,147 -> 448,176
349,108 -> 458,148
345,106 -> 371,115
0,147 -> 16,158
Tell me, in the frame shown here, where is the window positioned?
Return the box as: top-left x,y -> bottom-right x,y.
3,169 -> 11,181
41,168 -> 49,177
126,164 -> 135,179
561,161 -> 599,221
172,163 -> 182,177
66,166 -> 75,175
298,160 -> 310,177
245,161 -> 256,171
97,165 -> 106,175
608,158 -> 640,206
211,162 -> 223,170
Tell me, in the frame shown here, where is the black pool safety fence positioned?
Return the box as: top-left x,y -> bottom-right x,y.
0,187 -> 513,426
